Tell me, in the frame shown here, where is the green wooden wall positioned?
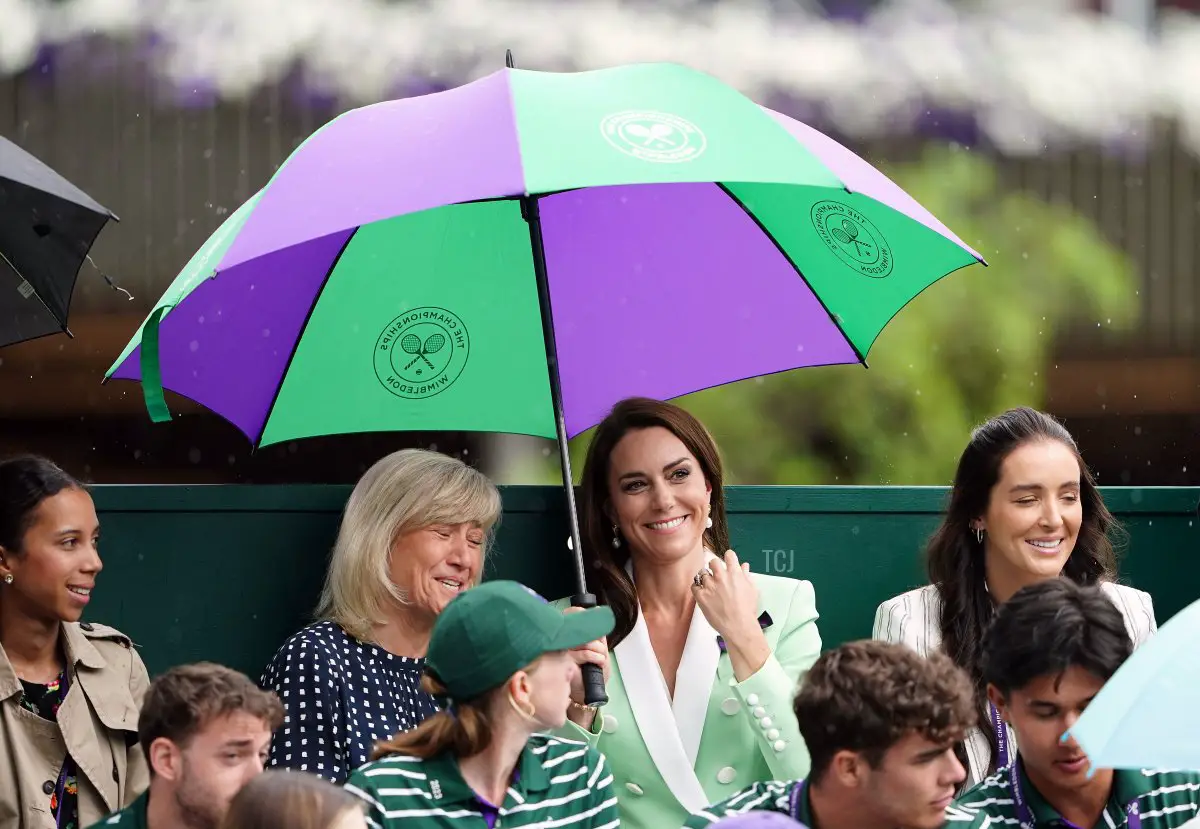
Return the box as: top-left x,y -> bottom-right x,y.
85,485 -> 1199,679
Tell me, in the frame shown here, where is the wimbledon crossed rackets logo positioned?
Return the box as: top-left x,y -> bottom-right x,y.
600,110 -> 707,163
810,200 -> 894,278
374,307 -> 469,400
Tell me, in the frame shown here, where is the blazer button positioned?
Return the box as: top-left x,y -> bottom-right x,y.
625,782 -> 644,796
720,698 -> 739,715
773,739 -> 787,752
759,717 -> 773,729
602,715 -> 619,734
717,766 -> 737,785
752,706 -> 766,718
745,694 -> 760,706
766,729 -> 780,741
43,780 -> 55,795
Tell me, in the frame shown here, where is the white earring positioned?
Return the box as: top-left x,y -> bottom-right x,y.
975,527 -> 984,544
705,515 -> 713,529
611,525 -> 621,549
2,574 -> 11,584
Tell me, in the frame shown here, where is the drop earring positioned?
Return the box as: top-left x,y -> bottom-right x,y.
611,525 -> 621,549
975,527 -> 984,544
705,515 -> 713,529
2,574 -> 11,584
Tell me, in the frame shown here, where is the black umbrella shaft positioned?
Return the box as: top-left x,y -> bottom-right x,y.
523,194 -> 608,708
522,194 -> 587,593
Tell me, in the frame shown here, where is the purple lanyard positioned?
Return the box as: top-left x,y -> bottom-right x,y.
1011,759 -> 1142,829
990,703 -> 1013,770
789,780 -> 807,822
52,668 -> 73,829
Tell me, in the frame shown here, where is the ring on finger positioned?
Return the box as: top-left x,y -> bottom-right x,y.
693,566 -> 714,588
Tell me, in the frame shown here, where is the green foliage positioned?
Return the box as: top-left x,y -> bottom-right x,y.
512,145 -> 1139,486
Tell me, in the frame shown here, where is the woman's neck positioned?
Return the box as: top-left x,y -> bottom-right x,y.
370,604 -> 434,658
0,603 -> 62,680
457,718 -> 531,807
984,553 -> 1052,605
633,546 -> 710,617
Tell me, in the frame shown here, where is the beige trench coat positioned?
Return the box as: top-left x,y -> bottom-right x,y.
0,621 -> 150,829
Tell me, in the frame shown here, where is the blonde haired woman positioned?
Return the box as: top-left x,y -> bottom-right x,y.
261,448 -> 502,784
344,580 -> 620,829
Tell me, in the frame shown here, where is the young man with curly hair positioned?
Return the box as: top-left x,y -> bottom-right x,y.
950,579 -> 1200,829
685,639 -> 977,829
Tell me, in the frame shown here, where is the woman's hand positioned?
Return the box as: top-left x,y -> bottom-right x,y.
693,549 -> 770,681
563,606 -> 610,729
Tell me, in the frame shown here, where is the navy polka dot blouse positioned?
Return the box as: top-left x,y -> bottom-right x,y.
259,620 -> 438,783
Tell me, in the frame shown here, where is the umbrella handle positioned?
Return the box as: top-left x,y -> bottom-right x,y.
572,592 -> 610,707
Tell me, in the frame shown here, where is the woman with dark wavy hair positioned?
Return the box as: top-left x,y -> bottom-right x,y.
556,397 -> 823,829
872,407 -> 1156,789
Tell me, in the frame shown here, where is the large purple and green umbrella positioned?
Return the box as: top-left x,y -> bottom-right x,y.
106,59 -> 983,695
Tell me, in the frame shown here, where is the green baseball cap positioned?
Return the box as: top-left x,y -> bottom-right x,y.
425,580 -> 614,702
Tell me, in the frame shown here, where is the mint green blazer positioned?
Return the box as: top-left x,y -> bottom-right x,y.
555,573 -> 821,829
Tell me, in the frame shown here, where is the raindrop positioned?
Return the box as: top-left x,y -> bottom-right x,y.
851,526 -> 860,535
262,329 -> 271,338
227,455 -> 236,466
188,448 -> 202,464
542,447 -> 552,456
1134,426 -> 1142,436
189,341 -> 200,353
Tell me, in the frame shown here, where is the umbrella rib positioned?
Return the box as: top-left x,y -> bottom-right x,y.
254,227 -> 361,446
715,184 -> 867,367
0,248 -> 68,333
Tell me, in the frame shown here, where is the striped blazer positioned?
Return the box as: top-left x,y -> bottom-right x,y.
872,581 -> 1157,789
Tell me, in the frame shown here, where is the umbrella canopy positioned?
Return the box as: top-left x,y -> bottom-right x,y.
1065,596 -> 1200,771
0,135 -> 118,348
106,61 -> 985,707
106,60 -> 983,446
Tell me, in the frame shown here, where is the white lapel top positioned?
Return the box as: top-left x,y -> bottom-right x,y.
613,558 -> 721,813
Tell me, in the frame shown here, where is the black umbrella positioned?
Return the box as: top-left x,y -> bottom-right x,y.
0,134 -> 122,348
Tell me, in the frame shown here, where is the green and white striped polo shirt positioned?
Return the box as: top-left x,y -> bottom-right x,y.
948,764 -> 1200,829
684,780 -> 810,827
344,734 -> 619,829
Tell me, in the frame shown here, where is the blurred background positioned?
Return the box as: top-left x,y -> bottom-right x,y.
1,0 -> 1197,487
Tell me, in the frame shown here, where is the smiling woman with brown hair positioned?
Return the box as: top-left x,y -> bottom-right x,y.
554,397 -> 823,829
260,448 -> 502,785
873,407 -> 1157,789
0,455 -> 150,829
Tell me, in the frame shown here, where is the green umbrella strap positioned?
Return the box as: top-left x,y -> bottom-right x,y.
139,305 -> 173,423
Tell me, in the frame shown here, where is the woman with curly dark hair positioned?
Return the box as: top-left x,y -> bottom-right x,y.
872,407 -> 1156,788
